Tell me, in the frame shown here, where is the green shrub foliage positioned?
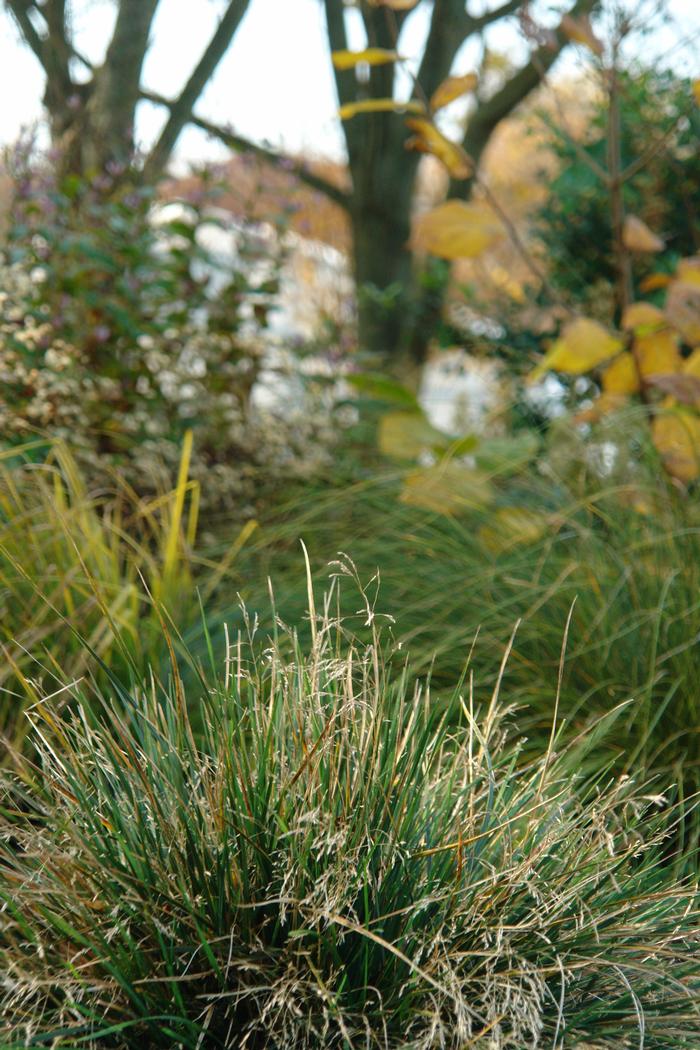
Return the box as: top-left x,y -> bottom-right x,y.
0,147 -> 336,514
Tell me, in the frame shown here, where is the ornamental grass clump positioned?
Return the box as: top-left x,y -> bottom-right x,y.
243,426 -> 700,849
1,565 -> 699,1048
0,439 -> 254,756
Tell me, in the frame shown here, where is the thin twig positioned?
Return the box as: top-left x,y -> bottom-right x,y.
606,35 -> 634,318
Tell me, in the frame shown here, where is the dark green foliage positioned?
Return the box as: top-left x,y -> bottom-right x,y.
0,149 -> 335,516
535,69 -> 700,304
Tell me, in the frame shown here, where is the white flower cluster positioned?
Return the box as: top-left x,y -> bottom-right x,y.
0,263 -> 90,435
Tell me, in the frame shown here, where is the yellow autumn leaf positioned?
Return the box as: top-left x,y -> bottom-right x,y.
339,98 -> 424,120
652,408 -> 700,482
693,78 -> 700,105
676,257 -> 700,288
367,0 -> 419,7
399,462 -> 494,515
430,72 -> 478,112
378,410 -> 446,459
479,506 -> 549,553
634,329 -> 681,378
684,349 -> 700,378
639,272 -> 672,293
622,215 -> 664,253
405,118 -> 473,179
602,351 -> 640,394
530,318 -> 623,381
666,279 -> 700,347
560,13 -> 604,55
621,302 -> 666,332
411,200 -> 501,260
332,48 -> 400,70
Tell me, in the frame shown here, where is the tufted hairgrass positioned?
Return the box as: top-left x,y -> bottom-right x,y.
2,565 -> 699,1048
226,447 -> 700,852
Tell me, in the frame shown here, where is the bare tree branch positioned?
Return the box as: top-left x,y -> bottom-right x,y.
6,0 -> 77,137
42,1 -> 71,81
607,43 -> 633,316
140,88 -> 352,209
415,0 -> 471,102
470,0 -> 523,31
620,110 -> 687,183
5,1 -> 47,70
460,0 -> 600,178
143,0 -> 252,182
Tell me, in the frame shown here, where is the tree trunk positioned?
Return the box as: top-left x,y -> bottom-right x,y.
7,0 -> 254,186
82,0 -> 160,174
352,202 -> 413,362
322,0 -> 599,367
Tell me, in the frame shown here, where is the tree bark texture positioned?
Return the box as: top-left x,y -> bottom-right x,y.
324,0 -> 600,365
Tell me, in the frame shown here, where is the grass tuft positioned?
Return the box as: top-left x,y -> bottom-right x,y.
2,566 -> 699,1048
235,449 -> 700,850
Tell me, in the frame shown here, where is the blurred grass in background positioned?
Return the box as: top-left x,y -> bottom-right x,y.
0,437 -> 254,757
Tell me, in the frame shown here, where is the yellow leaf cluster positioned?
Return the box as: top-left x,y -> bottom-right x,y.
630,261 -> 700,481
620,301 -> 681,379
652,408 -> 700,482
411,200 -> 501,260
530,317 -> 623,381
527,257 -> 700,482
405,118 -> 473,179
634,329 -> 680,378
602,352 -> 639,395
621,302 -> 666,333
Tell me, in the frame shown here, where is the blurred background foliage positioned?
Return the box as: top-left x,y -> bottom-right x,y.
536,67 -> 700,304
